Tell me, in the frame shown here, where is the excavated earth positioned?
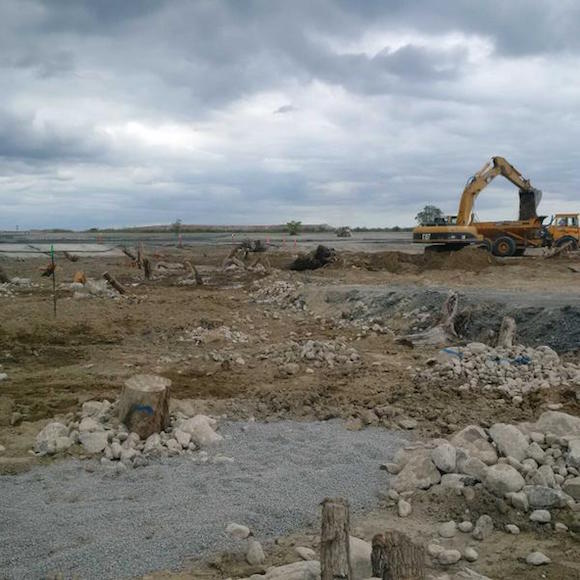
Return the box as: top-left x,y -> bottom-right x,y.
0,244 -> 579,579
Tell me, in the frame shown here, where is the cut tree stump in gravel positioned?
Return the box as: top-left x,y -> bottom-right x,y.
371,531 -> 425,580
497,316 -> 516,348
320,497 -> 352,580
118,375 -> 171,438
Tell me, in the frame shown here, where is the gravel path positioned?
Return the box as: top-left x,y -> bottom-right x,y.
0,420 -> 407,580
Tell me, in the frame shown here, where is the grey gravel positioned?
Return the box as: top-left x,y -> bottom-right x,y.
0,420 -> 407,580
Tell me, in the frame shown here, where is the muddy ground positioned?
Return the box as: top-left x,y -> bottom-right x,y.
1,244 -> 579,579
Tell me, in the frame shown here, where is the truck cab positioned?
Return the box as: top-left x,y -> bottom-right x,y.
548,213 -> 579,249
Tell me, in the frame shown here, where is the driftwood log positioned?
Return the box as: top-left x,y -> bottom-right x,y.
184,260 -> 204,285
320,498 -> 352,580
103,271 -> 126,294
118,374 -> 171,438
371,531 -> 425,580
121,247 -> 138,262
497,316 -> 516,348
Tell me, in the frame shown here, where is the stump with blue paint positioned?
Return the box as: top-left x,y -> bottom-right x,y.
118,374 -> 172,439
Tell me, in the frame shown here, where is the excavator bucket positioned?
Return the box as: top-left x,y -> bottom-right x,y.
519,188 -> 542,220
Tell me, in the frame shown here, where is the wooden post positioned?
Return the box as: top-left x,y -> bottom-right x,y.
320,498 -> 352,580
103,271 -> 126,295
118,375 -> 171,438
0,265 -> 9,283
143,258 -> 152,280
497,316 -> 516,348
371,531 -> 425,580
50,244 -> 57,318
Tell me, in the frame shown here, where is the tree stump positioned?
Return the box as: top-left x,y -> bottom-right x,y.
497,316 -> 516,348
320,497 -> 352,580
143,258 -> 152,280
371,531 -> 425,580
118,375 -> 171,438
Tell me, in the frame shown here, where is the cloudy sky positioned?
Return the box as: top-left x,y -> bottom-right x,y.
1,0 -> 579,229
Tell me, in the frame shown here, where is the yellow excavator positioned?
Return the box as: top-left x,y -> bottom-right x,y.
413,157 -> 546,256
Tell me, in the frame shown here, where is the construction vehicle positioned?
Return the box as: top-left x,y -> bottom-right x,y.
413,157 -> 546,256
545,213 -> 579,250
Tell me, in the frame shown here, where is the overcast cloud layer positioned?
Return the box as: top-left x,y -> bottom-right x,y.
1,0 -> 579,229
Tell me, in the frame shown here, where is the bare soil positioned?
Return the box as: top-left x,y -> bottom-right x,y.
1,244 -> 579,579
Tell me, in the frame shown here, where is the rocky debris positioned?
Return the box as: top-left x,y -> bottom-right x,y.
526,551 -> 551,566
438,549 -> 462,565
261,338 -> 361,372
533,411 -> 580,437
391,451 -> 441,492
71,279 -> 119,299
349,536 -> 372,580
32,399 -> 224,469
295,546 -> 316,561
484,464 -> 525,495
458,521 -> 473,533
472,515 -> 493,541
246,538 -> 266,565
417,342 -> 579,397
386,412 -> 580,529
529,509 -> 551,523
489,423 -> 529,462
79,431 -> 108,454
180,325 -> 249,345
439,521 -> 457,538
505,524 -> 520,534
431,443 -> 457,473
463,547 -> 478,562
34,422 -> 72,456
250,279 -> 306,311
451,425 -> 497,465
242,560 -> 321,580
398,499 -> 412,517
226,523 -> 251,540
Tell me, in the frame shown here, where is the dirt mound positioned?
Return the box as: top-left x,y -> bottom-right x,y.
333,246 -> 496,273
423,246 -> 497,272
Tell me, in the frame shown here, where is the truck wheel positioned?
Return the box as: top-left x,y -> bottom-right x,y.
479,239 -> 492,253
492,236 -> 516,257
556,236 -> 578,250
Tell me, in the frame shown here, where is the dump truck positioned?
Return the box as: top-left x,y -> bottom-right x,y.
413,157 -> 547,256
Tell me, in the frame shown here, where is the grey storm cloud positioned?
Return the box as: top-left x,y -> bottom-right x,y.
0,0 -> 579,229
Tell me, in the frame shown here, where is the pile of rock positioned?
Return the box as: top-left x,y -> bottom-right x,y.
180,325 -> 250,345
66,279 -> 120,299
260,339 -> 361,374
386,411 -> 580,532
417,342 -> 579,397
33,399 -> 225,469
250,279 -> 306,311
0,283 -> 15,297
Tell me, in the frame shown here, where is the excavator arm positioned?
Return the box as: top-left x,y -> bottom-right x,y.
456,156 -> 542,225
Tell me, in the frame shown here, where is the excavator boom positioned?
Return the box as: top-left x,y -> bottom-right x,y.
456,156 -> 542,225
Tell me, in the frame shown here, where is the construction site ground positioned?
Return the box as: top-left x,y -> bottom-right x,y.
1,241 -> 579,579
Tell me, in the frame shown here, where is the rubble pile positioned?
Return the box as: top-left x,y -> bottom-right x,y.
386,410 -> 580,525
33,400 -> 227,469
417,342 -> 580,396
180,325 -> 250,345
250,279 -> 306,311
0,277 -> 35,297
260,338 -> 361,373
